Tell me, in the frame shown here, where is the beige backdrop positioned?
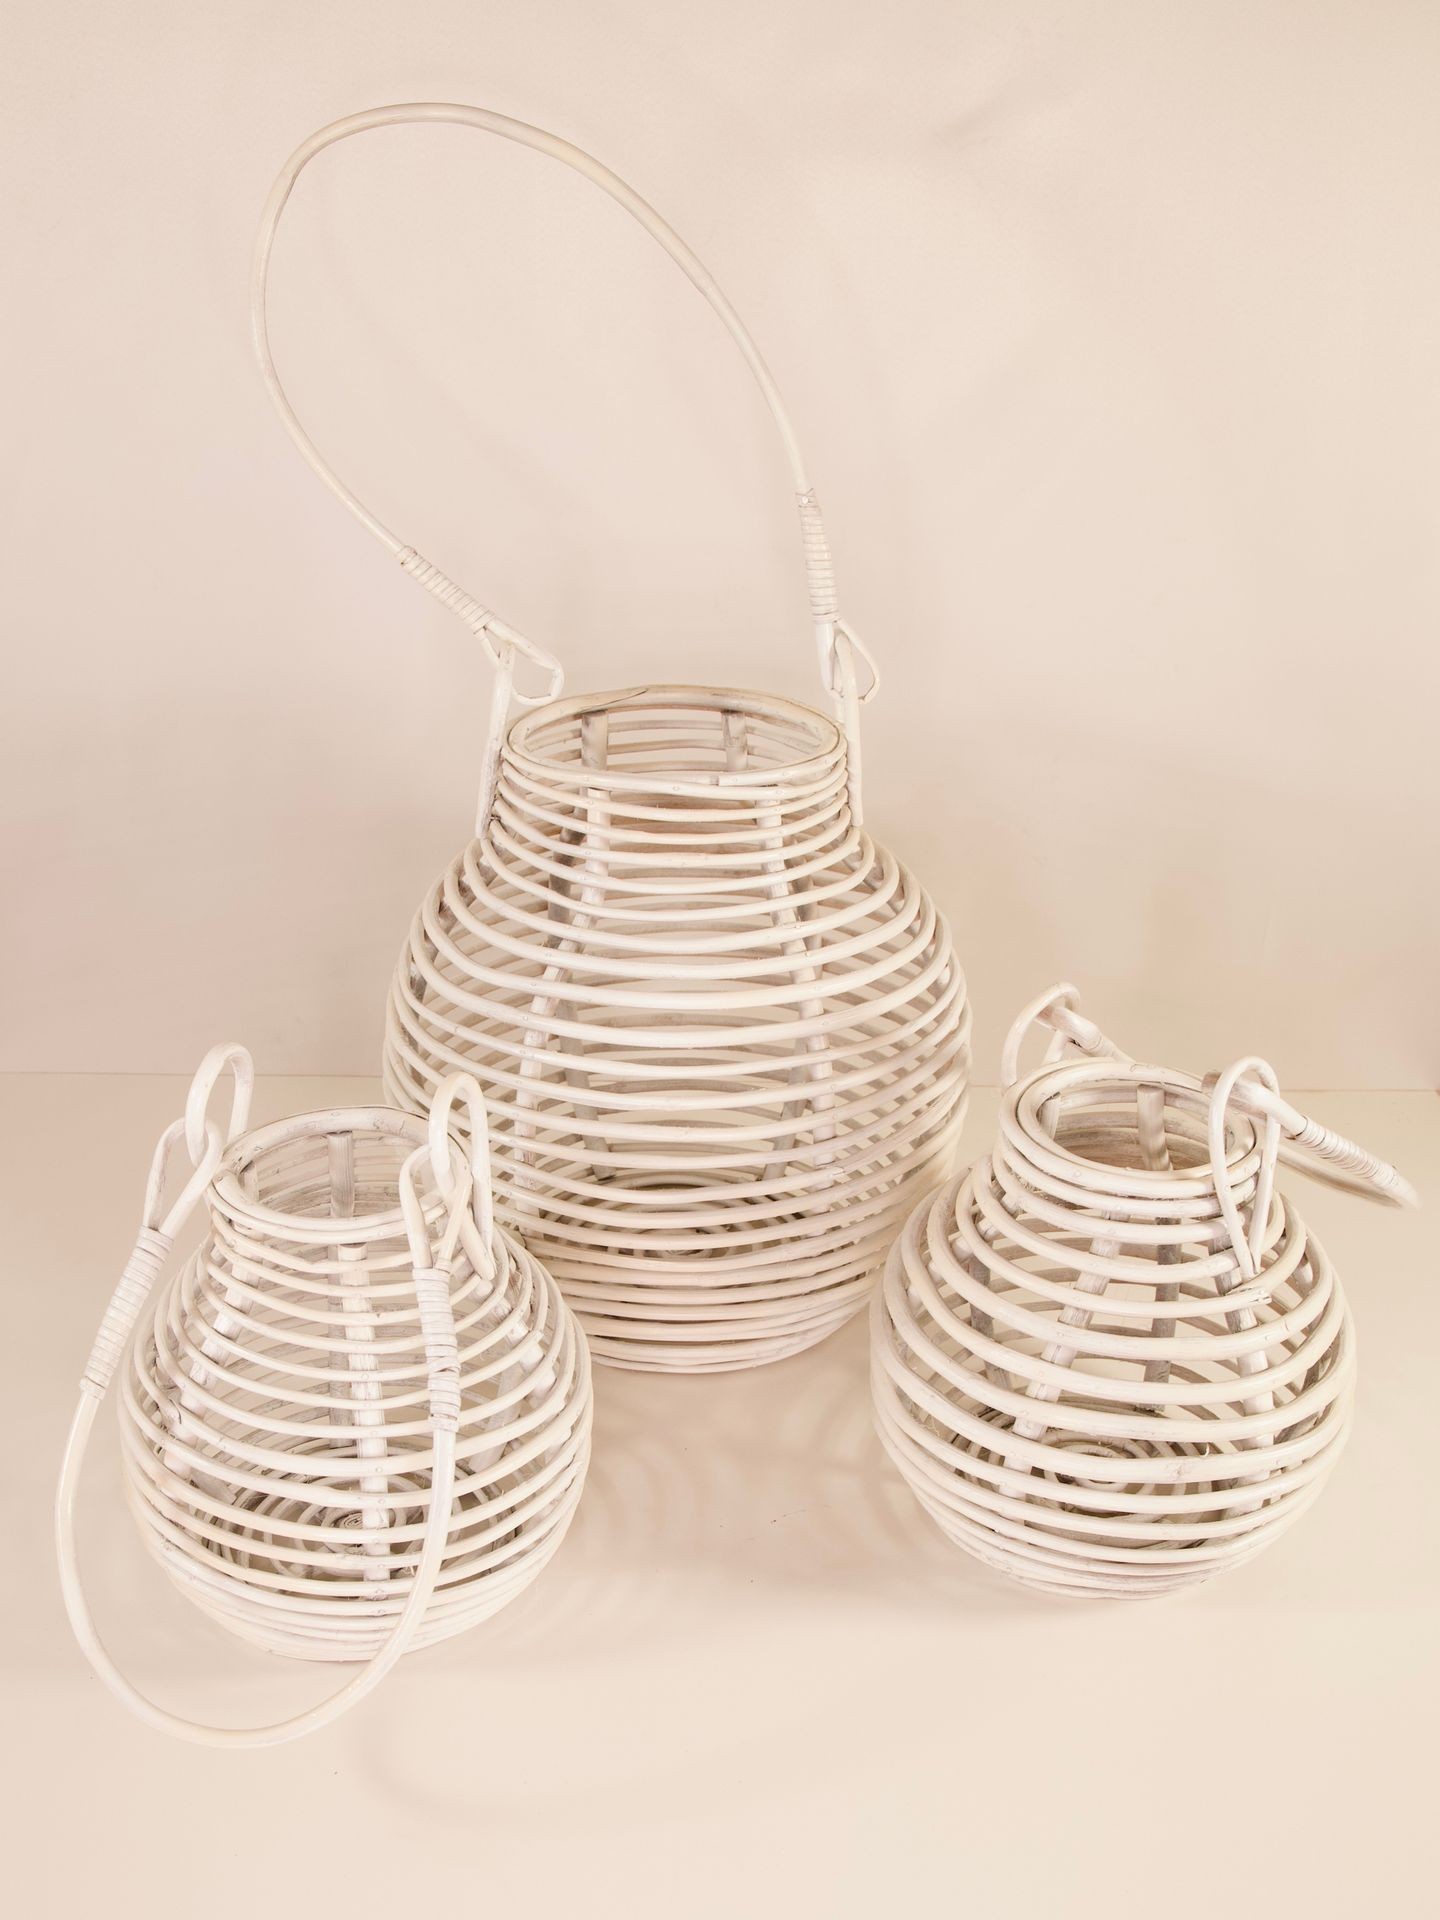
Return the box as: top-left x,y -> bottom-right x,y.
4,0 -> 1437,1085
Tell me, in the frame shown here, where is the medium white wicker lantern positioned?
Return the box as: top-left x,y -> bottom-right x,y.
57,1046 -> 592,1745
253,105 -> 972,1371
872,985 -> 1416,1599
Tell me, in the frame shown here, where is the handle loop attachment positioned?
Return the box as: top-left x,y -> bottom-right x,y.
425,1072 -> 498,1269
1208,1057 -> 1284,1278
1000,982 -> 1124,1090
182,1041 -> 254,1163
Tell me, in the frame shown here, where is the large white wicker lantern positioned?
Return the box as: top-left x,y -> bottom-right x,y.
872,986 -> 1416,1598
253,105 -> 972,1371
57,1047 -> 592,1745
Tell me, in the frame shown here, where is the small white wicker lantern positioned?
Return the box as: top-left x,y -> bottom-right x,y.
57,1047 -> 592,1745
253,105 -> 972,1371
872,986 -> 1416,1599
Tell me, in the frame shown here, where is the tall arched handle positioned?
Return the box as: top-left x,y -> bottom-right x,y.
55,1050 -> 463,1749
251,103 -> 876,810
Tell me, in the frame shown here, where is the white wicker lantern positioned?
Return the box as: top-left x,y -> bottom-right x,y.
57,1047 -> 592,1745
872,985 -> 1416,1599
253,105 -> 972,1371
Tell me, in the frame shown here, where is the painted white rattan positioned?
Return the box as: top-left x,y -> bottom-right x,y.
57,1047 -> 592,1745
253,105 -> 972,1371
871,986 -> 1416,1599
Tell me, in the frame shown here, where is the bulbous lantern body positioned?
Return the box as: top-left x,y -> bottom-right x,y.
386,686 -> 969,1369
58,1051 -> 592,1746
252,106 -> 972,1370
872,987 -> 1414,1598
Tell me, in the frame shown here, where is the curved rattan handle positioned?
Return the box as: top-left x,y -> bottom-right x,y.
55,1047 -> 462,1748
1003,983 -> 1417,1209
251,103 -> 874,739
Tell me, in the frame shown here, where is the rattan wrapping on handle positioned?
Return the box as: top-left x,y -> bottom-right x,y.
81,1226 -> 173,1399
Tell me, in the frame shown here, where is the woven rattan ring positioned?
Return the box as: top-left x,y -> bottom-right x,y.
252,105 -> 972,1371
57,1047 -> 592,1745
871,985 -> 1417,1599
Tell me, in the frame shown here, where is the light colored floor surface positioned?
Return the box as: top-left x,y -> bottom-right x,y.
5,1075 -> 1436,1919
